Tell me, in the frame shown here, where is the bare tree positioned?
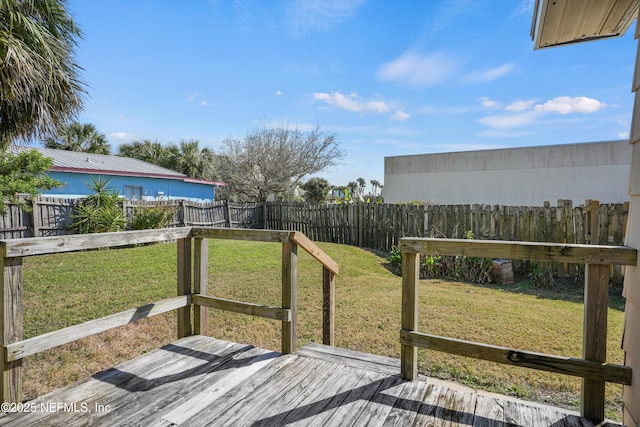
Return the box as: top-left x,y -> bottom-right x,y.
219,125 -> 344,202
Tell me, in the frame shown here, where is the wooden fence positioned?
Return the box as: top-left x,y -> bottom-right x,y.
266,200 -> 629,250
0,198 -> 265,239
0,198 -> 629,267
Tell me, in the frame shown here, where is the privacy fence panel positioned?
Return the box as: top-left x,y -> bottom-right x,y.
1,198 -> 628,270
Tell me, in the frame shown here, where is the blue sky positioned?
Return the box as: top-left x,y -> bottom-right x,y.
66,0 -> 637,188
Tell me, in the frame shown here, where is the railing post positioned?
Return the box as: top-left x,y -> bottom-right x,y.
193,238 -> 208,336
322,266 -> 335,346
177,237 -> 192,338
0,250 -> 22,403
401,250 -> 419,380
581,263 -> 609,422
282,238 -> 297,354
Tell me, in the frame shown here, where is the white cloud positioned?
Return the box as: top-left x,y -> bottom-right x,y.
462,63 -> 515,83
479,97 -> 500,109
477,110 -> 541,129
506,99 -> 535,112
390,110 -> 410,121
313,91 -> 390,114
377,51 -> 460,88
619,131 -> 630,139
534,96 -> 605,114
200,101 -> 210,107
276,90 -> 283,96
110,132 -> 132,140
477,95 -> 607,132
289,0 -> 365,34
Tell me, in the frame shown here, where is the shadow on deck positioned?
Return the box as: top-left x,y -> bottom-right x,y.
0,336 -> 620,427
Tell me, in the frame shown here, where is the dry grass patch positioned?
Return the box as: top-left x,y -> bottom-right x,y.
20,239 -> 625,420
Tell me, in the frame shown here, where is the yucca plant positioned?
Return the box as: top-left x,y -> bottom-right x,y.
70,177 -> 125,233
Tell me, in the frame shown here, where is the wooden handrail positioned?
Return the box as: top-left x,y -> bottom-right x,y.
400,330 -> 632,385
0,227 -> 339,404
400,238 -> 637,266
289,231 -> 339,274
0,227 -> 192,258
399,237 -> 638,423
5,296 -> 191,362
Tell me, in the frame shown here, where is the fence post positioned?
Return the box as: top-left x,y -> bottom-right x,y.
177,237 -> 192,338
0,250 -> 22,403
282,237 -> 297,354
322,266 -> 335,346
193,238 -> 208,336
262,203 -> 268,229
400,250 -> 419,380
31,197 -> 40,238
581,199 -> 606,422
581,264 -> 609,422
225,201 -> 232,228
178,200 -> 186,227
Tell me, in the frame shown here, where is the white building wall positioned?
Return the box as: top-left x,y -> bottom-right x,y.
383,140 -> 631,205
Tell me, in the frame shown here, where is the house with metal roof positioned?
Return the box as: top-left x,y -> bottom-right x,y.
12,146 -> 225,202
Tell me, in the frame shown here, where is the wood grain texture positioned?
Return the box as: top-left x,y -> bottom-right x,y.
290,231 -> 339,274
0,227 -> 192,258
189,227 -> 289,242
400,238 -> 637,266
192,295 -> 291,321
581,263 -> 610,422
5,296 -> 191,362
400,330 -> 631,385
400,252 -> 419,381
193,237 -> 208,336
176,238 -> 192,339
0,256 -> 22,403
322,267 -> 335,346
0,337 -> 620,426
281,239 -> 297,354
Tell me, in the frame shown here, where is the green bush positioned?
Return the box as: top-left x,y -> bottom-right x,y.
388,245 -> 402,268
421,230 -> 493,284
131,206 -> 176,230
70,177 -> 125,233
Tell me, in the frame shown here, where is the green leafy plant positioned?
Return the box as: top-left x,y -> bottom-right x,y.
0,149 -> 62,214
518,260 -> 557,289
70,177 -> 125,233
131,205 -> 176,230
421,229 -> 493,284
388,245 -> 402,268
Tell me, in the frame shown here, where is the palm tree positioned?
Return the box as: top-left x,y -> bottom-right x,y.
44,122 -> 111,154
119,139 -> 167,165
356,177 -> 366,196
165,139 -> 216,180
370,179 -> 381,197
0,0 -> 86,149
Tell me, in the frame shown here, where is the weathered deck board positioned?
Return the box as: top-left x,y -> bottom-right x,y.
0,336 -> 621,426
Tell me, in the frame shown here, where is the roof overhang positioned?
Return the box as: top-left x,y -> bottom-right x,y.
531,0 -> 638,49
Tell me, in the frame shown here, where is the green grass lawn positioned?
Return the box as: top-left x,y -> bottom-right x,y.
21,239 -> 626,420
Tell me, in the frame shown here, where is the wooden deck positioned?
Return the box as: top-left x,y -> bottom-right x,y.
0,336 -> 620,426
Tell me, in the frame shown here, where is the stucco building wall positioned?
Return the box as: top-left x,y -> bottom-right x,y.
383,140 -> 631,205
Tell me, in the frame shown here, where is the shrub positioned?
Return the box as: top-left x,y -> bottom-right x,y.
70,177 -> 125,233
421,229 -> 493,284
131,206 -> 176,230
388,245 -> 402,268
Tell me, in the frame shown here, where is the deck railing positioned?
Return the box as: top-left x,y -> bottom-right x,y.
399,237 -> 637,423
0,227 -> 338,404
